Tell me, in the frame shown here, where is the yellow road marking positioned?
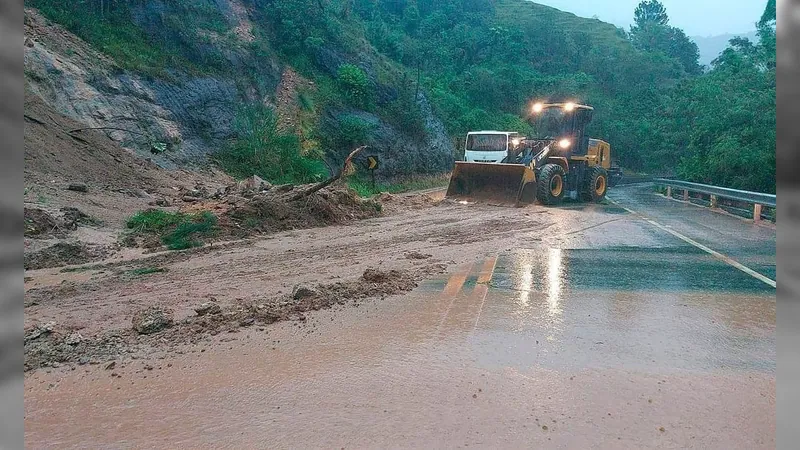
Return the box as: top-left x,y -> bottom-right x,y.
474,256 -> 498,329
441,263 -> 473,299
437,263 -> 474,330
477,256 -> 498,284
617,203 -> 776,288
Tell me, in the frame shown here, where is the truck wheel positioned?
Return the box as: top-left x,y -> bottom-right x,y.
537,164 -> 566,205
582,166 -> 608,202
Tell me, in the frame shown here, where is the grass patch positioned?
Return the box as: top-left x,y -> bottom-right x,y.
126,267 -> 167,277
213,105 -> 327,184
126,209 -> 219,250
162,212 -> 218,250
348,174 -> 450,198
126,209 -> 188,233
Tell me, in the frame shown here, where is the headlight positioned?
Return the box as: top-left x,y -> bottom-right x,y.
564,102 -> 576,112
511,138 -> 521,147
532,103 -> 544,113
559,139 -> 571,149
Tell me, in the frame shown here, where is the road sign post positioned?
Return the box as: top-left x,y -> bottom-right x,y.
366,156 -> 379,192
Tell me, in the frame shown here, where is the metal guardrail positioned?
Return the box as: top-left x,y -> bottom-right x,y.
654,178 -> 776,222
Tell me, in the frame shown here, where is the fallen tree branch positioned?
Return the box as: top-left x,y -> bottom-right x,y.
289,146 -> 367,202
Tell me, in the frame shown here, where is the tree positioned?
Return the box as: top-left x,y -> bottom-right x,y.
629,1 -> 700,75
759,0 -> 776,28
633,0 -> 668,29
630,23 -> 701,75
757,0 -> 776,68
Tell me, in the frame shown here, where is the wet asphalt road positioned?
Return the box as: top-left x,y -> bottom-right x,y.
25,184 -> 776,449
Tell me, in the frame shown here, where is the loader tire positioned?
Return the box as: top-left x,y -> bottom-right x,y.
537,164 -> 566,206
582,166 -> 608,202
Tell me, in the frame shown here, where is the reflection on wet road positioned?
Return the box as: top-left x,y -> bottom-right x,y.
25,187 -> 776,449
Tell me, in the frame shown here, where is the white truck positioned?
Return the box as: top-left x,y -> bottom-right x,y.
464,131 -> 522,163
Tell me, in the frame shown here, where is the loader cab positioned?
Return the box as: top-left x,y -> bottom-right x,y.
464,131 -> 522,163
529,102 -> 593,159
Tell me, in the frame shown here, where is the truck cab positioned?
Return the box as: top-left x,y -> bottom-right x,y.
464,131 -> 522,163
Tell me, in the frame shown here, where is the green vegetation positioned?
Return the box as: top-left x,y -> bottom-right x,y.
161,212 -> 218,250
346,0 -> 773,192
28,0 -> 233,76
126,209 -> 188,233
126,209 -> 219,250
214,105 -> 327,183
648,1 -> 776,192
337,64 -> 373,108
30,0 -> 775,193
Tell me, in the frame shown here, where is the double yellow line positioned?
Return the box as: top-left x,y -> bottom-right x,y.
437,256 -> 498,331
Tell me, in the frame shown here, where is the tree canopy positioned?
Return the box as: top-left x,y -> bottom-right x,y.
633,0 -> 669,28
29,0 -> 775,192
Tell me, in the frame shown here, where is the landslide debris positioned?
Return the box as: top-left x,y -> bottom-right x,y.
24,242 -> 111,270
376,192 -> 440,213
23,267 -> 426,372
125,181 -> 383,251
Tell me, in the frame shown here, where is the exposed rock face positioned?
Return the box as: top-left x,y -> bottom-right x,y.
322,107 -> 453,179
23,8 -> 275,169
24,4 -> 455,177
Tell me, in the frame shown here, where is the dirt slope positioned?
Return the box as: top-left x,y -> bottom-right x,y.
24,90 -> 233,272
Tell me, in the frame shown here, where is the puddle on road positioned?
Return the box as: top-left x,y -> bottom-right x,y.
492,246 -> 774,294
470,248 -> 775,374
25,246 -> 776,448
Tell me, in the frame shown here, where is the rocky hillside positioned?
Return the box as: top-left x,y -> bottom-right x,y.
24,2 -> 454,179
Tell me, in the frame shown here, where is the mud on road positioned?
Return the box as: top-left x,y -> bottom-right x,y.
24,191 -> 594,371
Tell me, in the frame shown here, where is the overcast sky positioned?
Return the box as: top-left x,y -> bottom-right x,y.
533,0 -> 765,36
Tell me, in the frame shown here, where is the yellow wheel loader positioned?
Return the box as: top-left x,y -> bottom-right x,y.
446,102 -> 614,207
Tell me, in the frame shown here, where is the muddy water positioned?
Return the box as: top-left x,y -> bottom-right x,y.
25,247 -> 775,449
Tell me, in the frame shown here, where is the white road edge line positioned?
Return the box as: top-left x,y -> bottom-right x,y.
614,202 -> 776,288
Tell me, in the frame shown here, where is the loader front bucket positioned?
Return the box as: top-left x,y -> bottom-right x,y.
446,162 -> 536,206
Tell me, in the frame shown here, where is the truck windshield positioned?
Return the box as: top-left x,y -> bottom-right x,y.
466,134 -> 508,152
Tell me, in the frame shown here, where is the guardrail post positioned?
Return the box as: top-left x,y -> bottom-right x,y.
653,178 -> 776,222
754,203 -> 763,223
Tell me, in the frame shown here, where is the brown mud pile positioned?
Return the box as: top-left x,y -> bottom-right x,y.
172,182 -> 383,243
23,268 -> 423,371
377,192 -> 440,214
225,186 -> 383,235
24,242 -> 111,270
24,208 -> 60,238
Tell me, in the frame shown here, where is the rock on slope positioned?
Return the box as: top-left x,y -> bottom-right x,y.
23,5 -> 455,177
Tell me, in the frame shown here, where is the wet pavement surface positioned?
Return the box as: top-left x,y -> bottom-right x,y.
25,185 -> 776,449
